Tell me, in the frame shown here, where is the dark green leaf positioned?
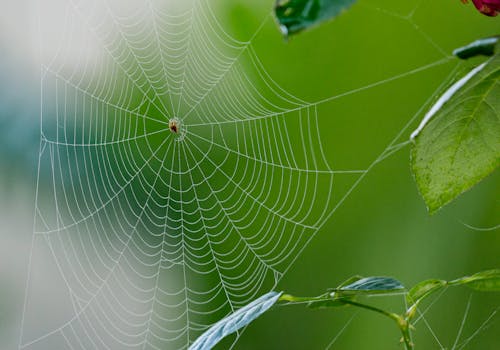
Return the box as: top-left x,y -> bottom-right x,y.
453,36 -> 499,60
411,54 -> 500,213
406,279 -> 447,305
274,0 -> 356,37
189,291 -> 282,350
450,269 -> 500,291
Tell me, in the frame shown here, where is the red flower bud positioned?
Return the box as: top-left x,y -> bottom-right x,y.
462,0 -> 500,16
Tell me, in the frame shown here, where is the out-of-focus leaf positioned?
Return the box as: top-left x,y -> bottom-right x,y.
453,36 -> 499,59
450,269 -> 500,291
274,0 -> 356,37
406,279 -> 447,305
189,291 -> 282,350
411,54 -> 500,214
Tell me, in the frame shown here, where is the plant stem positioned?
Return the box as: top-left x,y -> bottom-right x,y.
280,294 -> 414,349
279,294 -> 329,303
339,299 -> 399,321
400,321 -> 414,350
341,300 -> 413,350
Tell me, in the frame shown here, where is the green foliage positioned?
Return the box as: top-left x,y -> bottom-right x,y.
406,279 -> 446,306
304,276 -> 405,309
411,53 -> 500,214
274,0 -> 356,37
404,270 -> 500,327
190,7 -> 500,349
192,270 -> 499,350
450,269 -> 500,291
337,276 -> 405,294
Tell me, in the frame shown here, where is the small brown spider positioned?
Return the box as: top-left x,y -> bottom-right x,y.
169,119 -> 179,134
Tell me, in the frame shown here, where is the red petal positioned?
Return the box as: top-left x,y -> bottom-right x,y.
471,0 -> 500,15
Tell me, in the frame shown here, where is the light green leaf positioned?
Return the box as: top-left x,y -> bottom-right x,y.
411,54 -> 500,214
189,291 -> 282,350
274,0 -> 356,38
406,279 -> 447,305
450,269 -> 500,291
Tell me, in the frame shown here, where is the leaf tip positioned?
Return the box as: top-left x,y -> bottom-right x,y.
278,23 -> 289,39
453,36 -> 499,59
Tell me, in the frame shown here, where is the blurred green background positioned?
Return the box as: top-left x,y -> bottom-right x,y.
1,0 -> 499,349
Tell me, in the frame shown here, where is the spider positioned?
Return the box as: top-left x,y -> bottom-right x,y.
169,118 -> 179,134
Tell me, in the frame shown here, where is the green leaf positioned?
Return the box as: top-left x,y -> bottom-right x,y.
453,36 -> 499,60
303,276 -> 404,309
411,54 -> 500,214
307,276 -> 405,308
189,291 -> 282,350
337,276 -> 405,294
274,0 -> 356,37
450,269 -> 500,291
406,279 -> 447,305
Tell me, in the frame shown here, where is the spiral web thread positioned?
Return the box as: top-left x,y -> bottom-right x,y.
19,0 -> 496,349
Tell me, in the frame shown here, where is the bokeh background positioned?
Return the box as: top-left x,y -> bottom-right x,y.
1,0 -> 499,349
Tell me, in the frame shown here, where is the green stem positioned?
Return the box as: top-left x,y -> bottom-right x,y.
340,300 -> 399,321
341,300 -> 413,350
279,294 -> 329,303
280,294 -> 414,349
400,317 -> 414,350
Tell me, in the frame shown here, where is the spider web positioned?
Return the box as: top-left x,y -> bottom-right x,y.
18,0 -> 495,349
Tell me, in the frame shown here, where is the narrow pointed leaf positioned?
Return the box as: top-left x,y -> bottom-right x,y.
189,291 -> 282,350
411,54 -> 500,214
308,276 -> 405,309
274,0 -> 356,37
338,276 -> 405,294
450,269 -> 500,291
406,279 -> 447,305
